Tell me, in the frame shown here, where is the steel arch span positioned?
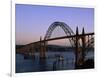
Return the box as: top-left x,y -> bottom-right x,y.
44,21 -> 75,46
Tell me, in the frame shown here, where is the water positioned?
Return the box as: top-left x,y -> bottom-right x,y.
16,51 -> 94,73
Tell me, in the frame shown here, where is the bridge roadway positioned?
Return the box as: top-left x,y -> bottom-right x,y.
28,32 -> 94,44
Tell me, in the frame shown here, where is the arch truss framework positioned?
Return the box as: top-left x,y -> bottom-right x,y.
39,21 -> 94,67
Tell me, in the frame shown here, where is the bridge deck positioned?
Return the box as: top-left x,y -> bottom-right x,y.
28,32 -> 94,45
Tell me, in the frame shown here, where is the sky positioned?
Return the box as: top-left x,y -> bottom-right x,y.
15,4 -> 94,45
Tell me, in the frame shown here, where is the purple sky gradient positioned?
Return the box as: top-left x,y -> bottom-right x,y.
15,4 -> 94,45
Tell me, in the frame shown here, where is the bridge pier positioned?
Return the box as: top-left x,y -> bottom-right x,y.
39,37 -> 46,59
81,28 -> 85,64
75,27 -> 86,69
75,26 -> 79,68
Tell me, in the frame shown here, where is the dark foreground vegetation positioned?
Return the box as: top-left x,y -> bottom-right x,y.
77,59 -> 94,69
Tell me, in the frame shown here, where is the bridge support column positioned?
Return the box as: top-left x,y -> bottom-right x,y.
43,39 -> 46,56
75,27 -> 79,68
40,37 -> 46,59
81,27 -> 86,64
75,27 -> 86,69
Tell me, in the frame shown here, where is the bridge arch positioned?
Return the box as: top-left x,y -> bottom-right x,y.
44,21 -> 75,46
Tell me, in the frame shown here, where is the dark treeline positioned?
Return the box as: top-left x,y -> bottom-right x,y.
47,45 -> 74,52
16,45 -> 94,52
16,45 -> 25,49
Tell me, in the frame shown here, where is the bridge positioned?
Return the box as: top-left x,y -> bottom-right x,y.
16,21 -> 94,68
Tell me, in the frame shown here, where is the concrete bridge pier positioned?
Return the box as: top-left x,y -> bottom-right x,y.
39,37 -> 46,59
75,26 -> 79,68
75,27 -> 86,69
81,27 -> 86,65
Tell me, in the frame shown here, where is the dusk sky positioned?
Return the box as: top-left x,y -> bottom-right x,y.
15,4 -> 94,45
